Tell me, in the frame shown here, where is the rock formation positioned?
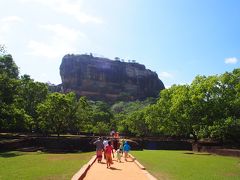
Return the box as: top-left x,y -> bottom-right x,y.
60,54 -> 165,101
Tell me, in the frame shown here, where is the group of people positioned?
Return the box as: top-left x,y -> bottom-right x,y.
93,135 -> 131,168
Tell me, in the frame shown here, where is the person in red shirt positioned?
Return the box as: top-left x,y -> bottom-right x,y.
105,141 -> 114,168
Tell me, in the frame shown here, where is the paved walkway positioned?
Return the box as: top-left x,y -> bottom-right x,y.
83,155 -> 154,180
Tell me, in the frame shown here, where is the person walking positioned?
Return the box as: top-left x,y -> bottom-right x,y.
113,137 -> 119,151
123,141 -> 131,161
116,149 -> 121,162
93,137 -> 104,163
103,137 -> 109,159
119,139 -> 125,155
105,141 -> 114,168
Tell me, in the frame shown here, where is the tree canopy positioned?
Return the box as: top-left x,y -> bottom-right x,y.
0,52 -> 239,142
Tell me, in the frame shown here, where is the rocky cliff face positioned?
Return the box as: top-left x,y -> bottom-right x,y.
60,54 -> 165,101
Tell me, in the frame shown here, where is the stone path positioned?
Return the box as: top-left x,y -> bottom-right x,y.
83,155 -> 156,180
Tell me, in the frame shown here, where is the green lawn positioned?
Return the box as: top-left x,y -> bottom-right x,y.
0,151 -> 94,180
131,150 -> 240,180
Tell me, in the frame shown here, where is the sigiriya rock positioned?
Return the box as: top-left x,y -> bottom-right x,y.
59,54 -> 165,101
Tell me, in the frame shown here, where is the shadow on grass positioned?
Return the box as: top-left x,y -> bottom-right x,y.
194,153 -> 212,155
0,151 -> 21,158
41,149 -> 94,154
183,152 -> 211,156
183,152 -> 194,154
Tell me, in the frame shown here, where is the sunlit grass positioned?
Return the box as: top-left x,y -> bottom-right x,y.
132,150 -> 240,180
0,151 -> 94,180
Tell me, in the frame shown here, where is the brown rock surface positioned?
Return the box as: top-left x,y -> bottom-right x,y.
60,54 -> 165,101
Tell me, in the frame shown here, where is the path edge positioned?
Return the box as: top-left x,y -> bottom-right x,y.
71,155 -> 96,180
129,153 -> 158,180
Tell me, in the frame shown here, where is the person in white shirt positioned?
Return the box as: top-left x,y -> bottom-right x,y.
110,129 -> 115,137
103,137 -> 109,159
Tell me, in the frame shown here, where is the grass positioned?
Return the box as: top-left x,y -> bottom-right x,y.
131,150 -> 240,180
0,151 -> 94,180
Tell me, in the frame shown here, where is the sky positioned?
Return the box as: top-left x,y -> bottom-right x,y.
0,0 -> 239,88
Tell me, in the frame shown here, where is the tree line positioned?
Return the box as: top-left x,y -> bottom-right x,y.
0,52 -> 239,142
117,69 -> 240,143
0,53 -> 114,136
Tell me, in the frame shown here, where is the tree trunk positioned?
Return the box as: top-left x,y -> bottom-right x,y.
191,133 -> 198,142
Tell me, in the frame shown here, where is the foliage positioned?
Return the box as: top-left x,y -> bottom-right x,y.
110,98 -> 156,135
74,96 -> 92,133
124,109 -> 148,136
37,92 -> 77,136
0,55 -> 22,131
16,74 -> 49,132
140,69 -> 240,142
75,100 -> 113,134
0,50 -> 239,142
110,68 -> 240,142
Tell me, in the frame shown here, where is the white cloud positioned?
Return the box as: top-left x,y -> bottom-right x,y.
26,24 -> 87,59
164,85 -> 172,89
19,0 -> 103,24
158,71 -> 176,89
39,73 -> 48,81
158,71 -> 174,79
39,24 -> 86,41
1,16 -> 24,23
27,40 -> 61,59
224,57 -> 238,64
0,16 -> 24,42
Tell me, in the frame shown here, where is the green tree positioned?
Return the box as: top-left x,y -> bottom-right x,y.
75,97 -> 93,133
17,74 -> 48,132
0,54 -> 24,131
90,101 -> 112,134
111,99 -> 157,135
144,69 -> 240,142
153,85 -> 194,138
206,69 -> 240,141
37,92 -> 77,136
125,109 -> 148,136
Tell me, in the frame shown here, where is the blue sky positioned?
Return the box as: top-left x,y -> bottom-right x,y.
0,0 -> 239,88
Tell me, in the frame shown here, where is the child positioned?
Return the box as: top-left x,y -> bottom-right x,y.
105,141 -> 114,168
116,149 -> 121,162
119,139 -> 125,155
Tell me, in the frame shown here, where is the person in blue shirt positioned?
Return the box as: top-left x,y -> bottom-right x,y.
123,141 -> 131,161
